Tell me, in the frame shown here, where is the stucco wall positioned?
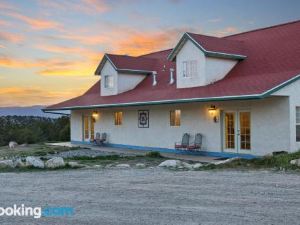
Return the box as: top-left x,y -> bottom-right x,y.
100,60 -> 146,96
118,73 -> 146,93
70,96 -> 290,156
205,57 -> 238,84
176,39 -> 238,88
100,61 -> 118,96
272,78 -> 300,151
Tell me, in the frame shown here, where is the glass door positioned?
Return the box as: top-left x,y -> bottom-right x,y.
238,111 -> 251,152
83,115 -> 95,142
224,112 -> 236,152
223,111 -> 251,153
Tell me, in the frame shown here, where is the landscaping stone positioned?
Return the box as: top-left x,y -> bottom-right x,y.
0,160 -> 15,168
93,165 -> 103,168
115,164 -> 131,168
13,158 -> 25,168
192,163 -> 203,169
182,162 -> 193,169
45,157 -> 65,169
212,157 -> 240,166
290,159 -> 300,166
67,161 -> 85,168
8,141 -> 18,149
136,163 -> 146,168
158,160 -> 182,168
26,156 -> 45,169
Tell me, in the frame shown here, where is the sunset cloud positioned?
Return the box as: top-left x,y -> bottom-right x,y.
5,11 -> 62,30
0,87 -> 86,107
212,26 -> 239,37
0,31 -> 24,44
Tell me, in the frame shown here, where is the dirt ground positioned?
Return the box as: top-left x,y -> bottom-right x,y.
0,168 -> 299,225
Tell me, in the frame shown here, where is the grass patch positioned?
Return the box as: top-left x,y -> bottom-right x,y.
0,144 -> 82,159
202,151 -> 300,171
145,151 -> 162,158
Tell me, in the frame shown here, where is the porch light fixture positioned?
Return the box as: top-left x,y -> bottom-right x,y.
92,111 -> 99,120
208,105 -> 218,123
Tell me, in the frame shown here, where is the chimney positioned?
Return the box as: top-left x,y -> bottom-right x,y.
152,71 -> 157,86
169,68 -> 175,84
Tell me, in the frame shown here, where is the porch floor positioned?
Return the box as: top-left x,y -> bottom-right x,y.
47,142 -> 219,163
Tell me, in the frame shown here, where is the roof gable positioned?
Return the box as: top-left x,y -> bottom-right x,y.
168,32 -> 247,61
95,54 -> 158,75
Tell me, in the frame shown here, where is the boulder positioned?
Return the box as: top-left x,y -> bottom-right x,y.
290,159 -> 300,166
158,160 -> 182,168
192,163 -> 203,169
67,161 -> 85,168
8,141 -> 18,149
0,160 -> 15,168
45,157 -> 65,169
13,158 -> 25,168
181,162 -> 193,170
26,156 -> 45,169
212,157 -> 240,166
135,163 -> 146,168
115,164 -> 131,168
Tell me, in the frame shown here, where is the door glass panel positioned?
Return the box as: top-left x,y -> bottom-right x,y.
225,112 -> 235,149
84,116 -> 89,139
90,117 -> 95,140
240,112 -> 251,150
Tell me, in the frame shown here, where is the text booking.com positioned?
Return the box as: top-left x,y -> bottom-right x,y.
0,204 -> 74,218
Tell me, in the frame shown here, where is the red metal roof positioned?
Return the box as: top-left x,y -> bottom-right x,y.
45,20 -> 300,110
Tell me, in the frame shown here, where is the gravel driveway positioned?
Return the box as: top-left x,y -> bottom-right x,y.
0,168 -> 299,225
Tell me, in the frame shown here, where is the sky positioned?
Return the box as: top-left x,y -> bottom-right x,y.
0,0 -> 299,107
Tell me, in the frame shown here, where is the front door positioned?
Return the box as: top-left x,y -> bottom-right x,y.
83,115 -> 95,142
223,111 -> 251,153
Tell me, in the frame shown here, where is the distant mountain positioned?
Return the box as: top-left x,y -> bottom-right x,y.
0,105 -> 70,118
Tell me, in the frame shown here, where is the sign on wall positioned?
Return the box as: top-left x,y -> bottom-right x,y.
138,110 -> 149,128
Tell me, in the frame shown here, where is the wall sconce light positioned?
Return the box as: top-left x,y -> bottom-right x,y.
92,111 -> 99,121
208,105 -> 219,123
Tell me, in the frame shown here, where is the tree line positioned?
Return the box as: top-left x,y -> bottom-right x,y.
0,116 -> 70,146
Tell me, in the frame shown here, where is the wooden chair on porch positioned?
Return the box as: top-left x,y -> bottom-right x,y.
93,132 -> 107,146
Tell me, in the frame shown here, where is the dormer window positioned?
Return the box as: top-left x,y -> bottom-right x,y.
104,75 -> 114,88
182,60 -> 197,78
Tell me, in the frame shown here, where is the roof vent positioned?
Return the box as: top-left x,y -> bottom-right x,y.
169,68 -> 175,85
152,71 -> 157,86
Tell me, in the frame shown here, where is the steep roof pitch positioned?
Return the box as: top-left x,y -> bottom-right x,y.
95,54 -> 157,75
45,20 -> 300,111
167,32 -> 247,61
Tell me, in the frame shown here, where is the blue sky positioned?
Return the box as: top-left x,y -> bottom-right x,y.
0,0 -> 299,106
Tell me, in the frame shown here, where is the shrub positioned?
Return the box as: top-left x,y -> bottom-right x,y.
145,151 -> 162,158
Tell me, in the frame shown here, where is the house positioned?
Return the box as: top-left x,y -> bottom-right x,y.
44,20 -> 300,158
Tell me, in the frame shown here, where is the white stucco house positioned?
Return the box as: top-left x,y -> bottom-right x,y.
44,20 -> 300,158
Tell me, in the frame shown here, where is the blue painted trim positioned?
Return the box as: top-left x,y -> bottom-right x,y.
71,140 -> 257,159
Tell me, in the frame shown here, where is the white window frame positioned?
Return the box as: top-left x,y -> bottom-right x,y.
104,75 -> 114,89
182,60 -> 197,78
296,107 -> 300,142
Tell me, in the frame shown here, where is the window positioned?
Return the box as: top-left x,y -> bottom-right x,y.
114,112 -> 123,126
104,75 -> 114,88
84,116 -> 89,139
182,60 -> 197,78
296,107 -> 300,142
170,110 -> 181,126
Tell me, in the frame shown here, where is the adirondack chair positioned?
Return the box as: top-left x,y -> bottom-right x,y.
188,133 -> 202,150
175,133 -> 190,150
100,133 -> 107,144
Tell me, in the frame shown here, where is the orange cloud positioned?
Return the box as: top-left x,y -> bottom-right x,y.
5,11 -> 61,30
0,56 -> 37,68
0,87 -> 87,107
0,31 -> 24,44
35,44 -> 101,61
212,26 -> 239,37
